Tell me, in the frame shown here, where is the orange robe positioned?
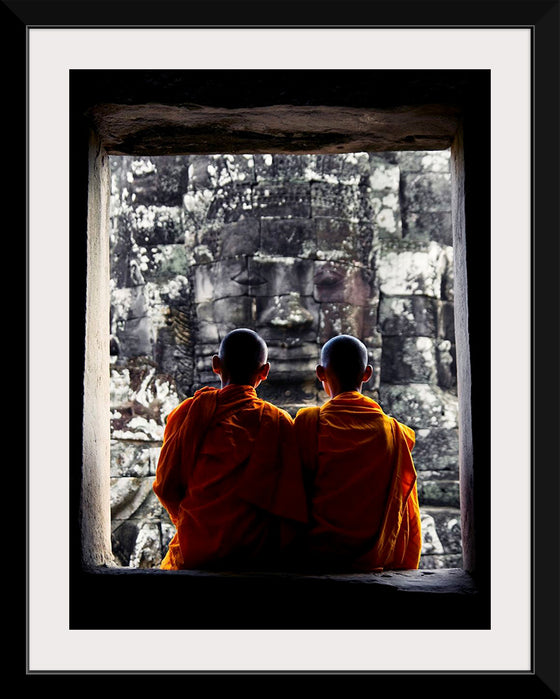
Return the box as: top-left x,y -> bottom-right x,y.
294,391 -> 421,572
153,384 -> 308,570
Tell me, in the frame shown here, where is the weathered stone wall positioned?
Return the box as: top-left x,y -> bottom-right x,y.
109,151 -> 460,569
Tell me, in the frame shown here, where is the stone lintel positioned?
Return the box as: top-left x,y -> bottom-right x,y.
88,103 -> 460,155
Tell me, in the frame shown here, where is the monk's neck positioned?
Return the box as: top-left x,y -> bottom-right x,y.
220,382 -> 257,393
329,389 -> 362,399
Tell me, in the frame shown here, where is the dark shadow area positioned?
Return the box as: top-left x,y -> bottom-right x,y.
72,566 -> 489,631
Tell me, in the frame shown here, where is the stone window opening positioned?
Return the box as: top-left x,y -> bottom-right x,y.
73,69 -> 490,629
108,150 -> 462,572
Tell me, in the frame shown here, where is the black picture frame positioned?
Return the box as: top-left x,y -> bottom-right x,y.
17,1 -> 558,689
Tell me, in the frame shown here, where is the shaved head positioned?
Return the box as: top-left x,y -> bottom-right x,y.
217,328 -> 268,385
320,334 -> 369,391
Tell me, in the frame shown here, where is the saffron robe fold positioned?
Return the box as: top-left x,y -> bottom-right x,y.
153,384 -> 308,570
294,391 -> 421,571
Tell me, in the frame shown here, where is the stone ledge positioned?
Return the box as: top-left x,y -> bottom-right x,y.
87,565 -> 478,594
73,566 -> 488,630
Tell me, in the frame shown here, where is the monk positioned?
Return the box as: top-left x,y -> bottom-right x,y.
153,328 -> 308,571
294,334 -> 422,572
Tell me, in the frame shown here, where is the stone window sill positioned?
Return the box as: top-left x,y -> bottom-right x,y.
72,566 -> 489,630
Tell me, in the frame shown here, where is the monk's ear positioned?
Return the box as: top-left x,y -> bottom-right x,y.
211,355 -> 222,375
258,362 -> 270,381
362,364 -> 373,383
316,364 -> 326,382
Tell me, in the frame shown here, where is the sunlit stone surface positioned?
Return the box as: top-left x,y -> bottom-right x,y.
109,151 -> 460,569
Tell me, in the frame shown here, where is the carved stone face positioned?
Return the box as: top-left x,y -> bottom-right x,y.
187,239 -> 377,410
180,153 -> 396,410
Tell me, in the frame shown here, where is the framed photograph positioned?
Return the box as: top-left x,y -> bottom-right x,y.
19,0 -> 558,685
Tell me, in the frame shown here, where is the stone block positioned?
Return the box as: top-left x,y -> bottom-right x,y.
161,520 -> 175,550
381,336 -> 438,384
248,257 -> 315,297
315,152 -> 372,185
368,162 -> 401,191
420,511 -> 444,555
110,440 -> 159,478
252,153 -> 275,181
400,172 -> 452,213
318,303 -> 366,343
315,217 -> 360,261
256,294 -> 318,342
158,303 -> 192,348
195,300 -> 214,323
361,304 -> 382,346
182,188 -> 215,236
128,205 -> 184,246
364,346 -> 382,392
118,316 -> 154,358
313,261 -> 373,305
253,182 -> 311,218
184,186 -> 253,237
129,487 -> 168,522
196,319 -> 220,344
193,343 -> 221,386
272,154 -> 319,181
110,286 -> 146,327
403,211 -> 453,245
110,363 -> 179,430
254,153 -> 316,182
124,156 -> 188,207
220,154 -> 256,185
111,412 -> 165,442
264,341 -> 320,381
379,383 -> 459,429
188,155 -> 219,189
193,258 -> 248,303
440,247 -> 455,301
157,275 -> 192,307
128,521 -> 164,569
436,339 -> 456,390
206,185 -> 254,223
217,218 -> 260,258
412,427 -> 460,471
422,507 -> 463,555
194,342 -> 220,364
417,478 -> 460,508
311,182 -> 374,221
418,553 -> 463,569
110,235 -> 132,288
374,197 -> 401,235
143,244 -> 189,281
376,240 -> 447,298
110,476 -> 157,523
417,469 -> 460,492
212,295 -> 255,328
379,295 -> 439,336
155,329 -> 195,398
111,520 -> 140,566
437,300 -> 455,340
189,154 -> 256,189
395,150 -> 451,173
258,380 -> 318,413
261,218 -> 316,258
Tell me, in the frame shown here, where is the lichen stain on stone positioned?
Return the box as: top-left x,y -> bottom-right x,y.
265,293 -> 315,329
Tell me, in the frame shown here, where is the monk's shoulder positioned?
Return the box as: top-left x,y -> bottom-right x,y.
294,405 -> 321,424
390,416 -> 416,449
164,396 -> 194,427
259,399 -> 294,425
